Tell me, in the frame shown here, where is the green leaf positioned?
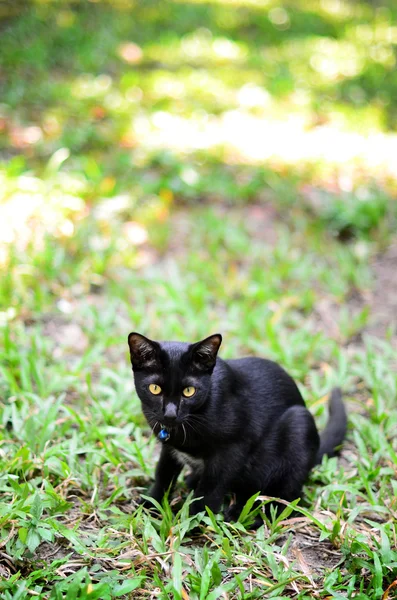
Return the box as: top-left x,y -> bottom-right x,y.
18,527 -> 28,544
237,492 -> 261,524
11,580 -> 27,600
373,552 -> 383,598
380,527 -> 393,564
48,520 -> 87,554
26,528 -> 41,553
112,578 -> 144,597
38,526 -> 54,542
200,551 -> 221,600
172,552 -> 183,595
30,492 -> 43,521
143,521 -> 165,554
211,561 -> 222,587
206,576 -> 242,600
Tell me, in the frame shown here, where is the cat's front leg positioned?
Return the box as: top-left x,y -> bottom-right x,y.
141,445 -> 182,507
185,470 -> 201,490
189,446 -> 244,516
189,483 -> 225,515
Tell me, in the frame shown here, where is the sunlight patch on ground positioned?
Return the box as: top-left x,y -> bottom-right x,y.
0,167 -> 150,271
134,110 -> 397,179
0,170 -> 86,258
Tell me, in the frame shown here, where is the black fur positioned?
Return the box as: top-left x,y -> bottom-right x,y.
128,332 -> 347,521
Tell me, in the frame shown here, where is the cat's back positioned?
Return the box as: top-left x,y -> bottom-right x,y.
226,356 -> 305,408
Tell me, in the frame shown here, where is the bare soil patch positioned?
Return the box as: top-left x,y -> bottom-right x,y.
367,241 -> 397,341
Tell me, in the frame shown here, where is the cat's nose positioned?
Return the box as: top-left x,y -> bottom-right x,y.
163,402 -> 178,424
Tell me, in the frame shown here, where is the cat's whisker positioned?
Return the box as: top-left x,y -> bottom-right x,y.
182,422 -> 187,445
186,415 -> 208,434
185,419 -> 201,437
146,413 -> 161,434
188,413 -> 206,423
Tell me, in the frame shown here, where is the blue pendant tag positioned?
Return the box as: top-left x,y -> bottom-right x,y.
158,428 -> 170,442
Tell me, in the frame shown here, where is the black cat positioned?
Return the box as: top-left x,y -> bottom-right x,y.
128,332 -> 347,522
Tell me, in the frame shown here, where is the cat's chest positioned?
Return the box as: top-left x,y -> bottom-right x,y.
171,449 -> 205,472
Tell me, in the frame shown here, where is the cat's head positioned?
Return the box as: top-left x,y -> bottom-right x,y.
127,332 -> 222,428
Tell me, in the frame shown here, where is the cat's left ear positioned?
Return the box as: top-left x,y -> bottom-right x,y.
191,334 -> 222,371
128,332 -> 160,369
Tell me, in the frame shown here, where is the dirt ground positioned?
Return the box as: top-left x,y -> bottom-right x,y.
367,241 -> 397,341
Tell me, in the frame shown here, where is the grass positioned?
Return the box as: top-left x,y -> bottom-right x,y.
1,0 -> 397,598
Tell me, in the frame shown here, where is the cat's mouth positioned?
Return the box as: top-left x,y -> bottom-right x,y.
148,418 -> 176,431
148,417 -> 188,444
150,420 -> 176,434
159,419 -> 181,430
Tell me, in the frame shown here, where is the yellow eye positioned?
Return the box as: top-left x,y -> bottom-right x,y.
149,384 -> 162,395
183,386 -> 196,398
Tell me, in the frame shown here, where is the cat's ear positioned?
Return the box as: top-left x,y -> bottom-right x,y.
191,334 -> 222,371
128,332 -> 160,369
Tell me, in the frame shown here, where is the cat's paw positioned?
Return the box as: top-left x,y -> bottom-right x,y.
223,504 -> 239,523
188,524 -> 204,537
189,497 -> 206,516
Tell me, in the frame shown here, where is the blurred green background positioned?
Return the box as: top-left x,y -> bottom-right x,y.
1,0 -> 397,308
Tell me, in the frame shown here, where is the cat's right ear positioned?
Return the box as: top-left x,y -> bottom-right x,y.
128,332 -> 160,369
191,334 -> 222,371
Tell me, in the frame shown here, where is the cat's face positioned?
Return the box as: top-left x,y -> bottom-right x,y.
128,333 -> 222,429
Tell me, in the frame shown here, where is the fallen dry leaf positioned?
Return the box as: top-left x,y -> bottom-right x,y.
293,546 -> 317,588
181,587 -> 190,600
383,579 -> 397,600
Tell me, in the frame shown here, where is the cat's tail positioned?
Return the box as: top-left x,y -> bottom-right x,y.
316,388 -> 347,464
